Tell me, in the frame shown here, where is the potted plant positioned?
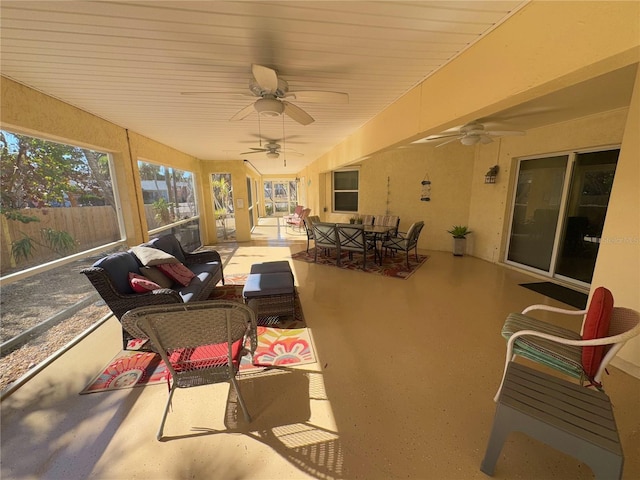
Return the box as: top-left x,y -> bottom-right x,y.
447,225 -> 472,256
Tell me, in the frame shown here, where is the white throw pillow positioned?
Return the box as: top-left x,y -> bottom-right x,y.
131,246 -> 179,266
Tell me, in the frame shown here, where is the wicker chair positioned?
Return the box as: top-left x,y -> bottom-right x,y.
494,290 -> 640,401
122,300 -> 255,440
382,221 -> 424,269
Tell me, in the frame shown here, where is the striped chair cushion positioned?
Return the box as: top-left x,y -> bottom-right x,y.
502,313 -> 584,379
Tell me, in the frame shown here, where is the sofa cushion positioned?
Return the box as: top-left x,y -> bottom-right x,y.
146,235 -> 186,263
131,246 -> 180,266
157,262 -> 196,286
140,266 -> 174,288
94,251 -> 140,294
128,272 -> 162,293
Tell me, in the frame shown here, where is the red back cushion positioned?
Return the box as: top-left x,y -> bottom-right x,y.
581,286 -> 614,378
128,272 -> 162,293
156,262 -> 196,287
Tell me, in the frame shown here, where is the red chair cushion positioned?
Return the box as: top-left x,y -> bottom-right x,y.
168,339 -> 243,371
581,286 -> 614,378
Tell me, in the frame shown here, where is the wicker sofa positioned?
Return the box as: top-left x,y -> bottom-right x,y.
81,234 -> 224,348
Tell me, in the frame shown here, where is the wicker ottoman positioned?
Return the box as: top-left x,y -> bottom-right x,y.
249,260 -> 293,276
243,269 -> 295,323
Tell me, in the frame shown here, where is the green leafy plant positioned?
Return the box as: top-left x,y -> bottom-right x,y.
11,228 -> 77,263
152,197 -> 173,225
447,225 -> 472,238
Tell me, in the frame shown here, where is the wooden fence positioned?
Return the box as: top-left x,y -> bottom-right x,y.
1,206 -> 120,275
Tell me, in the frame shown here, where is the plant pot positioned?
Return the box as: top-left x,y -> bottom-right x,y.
452,237 -> 466,256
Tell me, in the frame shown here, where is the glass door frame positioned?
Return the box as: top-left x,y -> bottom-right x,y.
504,144 -> 620,289
262,179 -> 298,217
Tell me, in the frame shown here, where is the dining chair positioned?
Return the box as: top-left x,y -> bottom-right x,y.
373,215 -> 400,237
312,222 -> 340,264
382,220 -> 424,269
336,223 -> 371,269
303,215 -> 321,252
122,300 -> 255,440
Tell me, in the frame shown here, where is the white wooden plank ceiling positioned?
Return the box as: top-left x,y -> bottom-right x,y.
6,0 -> 624,175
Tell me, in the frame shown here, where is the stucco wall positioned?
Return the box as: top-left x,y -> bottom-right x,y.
0,76 -> 203,246
591,72 -> 640,373
320,143 -> 475,252
468,108 -> 629,262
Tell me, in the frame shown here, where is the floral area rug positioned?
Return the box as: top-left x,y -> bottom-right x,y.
80,282 -> 315,394
292,248 -> 428,279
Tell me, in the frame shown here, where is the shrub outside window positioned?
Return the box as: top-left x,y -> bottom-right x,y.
333,169 -> 359,213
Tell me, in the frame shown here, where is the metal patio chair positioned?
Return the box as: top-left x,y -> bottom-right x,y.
336,223 -> 372,269
312,222 -> 340,265
382,220 -> 424,269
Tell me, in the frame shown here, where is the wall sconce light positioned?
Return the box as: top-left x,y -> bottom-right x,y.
484,165 -> 499,184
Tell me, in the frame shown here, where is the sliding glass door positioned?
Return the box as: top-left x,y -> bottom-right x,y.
506,148 -> 619,286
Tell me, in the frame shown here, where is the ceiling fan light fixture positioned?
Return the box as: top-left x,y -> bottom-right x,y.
266,151 -> 279,159
460,135 -> 480,146
254,97 -> 284,117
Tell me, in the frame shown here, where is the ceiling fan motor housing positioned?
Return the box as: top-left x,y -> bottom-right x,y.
250,78 -> 289,98
254,97 -> 285,117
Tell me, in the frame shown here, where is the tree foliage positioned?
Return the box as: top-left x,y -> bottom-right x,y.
0,130 -> 113,264
1,130 -> 113,210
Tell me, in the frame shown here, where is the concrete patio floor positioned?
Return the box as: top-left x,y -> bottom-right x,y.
1,220 -> 639,479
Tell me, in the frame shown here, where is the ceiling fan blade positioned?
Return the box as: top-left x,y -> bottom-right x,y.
286,90 -> 349,104
282,101 -> 314,125
229,103 -> 256,122
422,132 -> 461,141
252,64 -> 278,92
181,91 -> 252,97
435,136 -> 464,148
479,135 -> 494,144
486,130 -> 525,136
240,148 -> 267,154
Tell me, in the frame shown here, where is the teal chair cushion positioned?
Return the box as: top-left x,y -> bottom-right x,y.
502,313 -> 584,380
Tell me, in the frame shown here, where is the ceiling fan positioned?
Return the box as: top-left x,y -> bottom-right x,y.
240,141 -> 303,160
420,121 -> 525,147
183,64 -> 349,126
